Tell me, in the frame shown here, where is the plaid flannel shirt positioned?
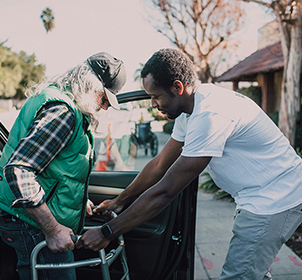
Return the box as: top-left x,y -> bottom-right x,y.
3,102 -> 76,208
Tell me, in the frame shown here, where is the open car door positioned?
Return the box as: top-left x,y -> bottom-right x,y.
75,90 -> 197,280
0,122 -> 20,280
75,172 -> 198,280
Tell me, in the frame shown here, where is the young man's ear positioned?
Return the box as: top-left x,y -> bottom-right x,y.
172,80 -> 184,95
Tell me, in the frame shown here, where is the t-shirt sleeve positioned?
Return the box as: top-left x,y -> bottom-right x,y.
181,112 -> 235,157
171,115 -> 186,143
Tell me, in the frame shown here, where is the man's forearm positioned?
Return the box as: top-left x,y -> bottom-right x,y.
25,203 -> 75,252
110,175 -> 176,237
78,156 -> 210,252
110,156 -> 211,237
116,157 -> 169,206
116,138 -> 183,207
25,203 -> 60,235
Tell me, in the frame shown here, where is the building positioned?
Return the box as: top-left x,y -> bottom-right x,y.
216,20 -> 283,114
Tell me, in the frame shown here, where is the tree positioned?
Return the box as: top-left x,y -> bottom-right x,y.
143,0 -> 245,82
0,44 -> 22,98
15,51 -> 46,99
40,7 -> 55,33
0,42 -> 45,99
242,0 -> 302,145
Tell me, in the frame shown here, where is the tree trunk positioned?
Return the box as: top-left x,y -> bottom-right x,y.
277,3 -> 302,146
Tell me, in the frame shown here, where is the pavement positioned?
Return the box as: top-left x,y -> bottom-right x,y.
194,191 -> 302,280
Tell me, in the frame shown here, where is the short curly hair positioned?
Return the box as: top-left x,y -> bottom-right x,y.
141,48 -> 197,89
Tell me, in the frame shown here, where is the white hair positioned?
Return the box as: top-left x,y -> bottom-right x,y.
26,61 -> 104,130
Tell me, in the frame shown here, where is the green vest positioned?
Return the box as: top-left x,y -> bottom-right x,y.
0,86 -> 94,234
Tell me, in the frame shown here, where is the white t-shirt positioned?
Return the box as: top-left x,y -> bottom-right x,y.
171,83 -> 302,215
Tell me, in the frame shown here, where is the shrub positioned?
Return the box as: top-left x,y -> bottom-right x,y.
237,86 -> 262,106
199,172 -> 232,200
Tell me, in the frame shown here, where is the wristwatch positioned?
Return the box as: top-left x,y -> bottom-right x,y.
101,223 -> 116,241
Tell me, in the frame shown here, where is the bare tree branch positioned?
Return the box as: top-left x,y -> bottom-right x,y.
241,0 -> 271,7
145,0 -> 245,82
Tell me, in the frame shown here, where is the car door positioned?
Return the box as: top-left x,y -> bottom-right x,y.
75,90 -> 198,280
0,89 -> 198,280
0,122 -> 20,280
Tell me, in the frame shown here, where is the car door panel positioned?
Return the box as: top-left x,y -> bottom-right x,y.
0,122 -> 19,280
75,170 -> 197,280
87,171 -> 171,239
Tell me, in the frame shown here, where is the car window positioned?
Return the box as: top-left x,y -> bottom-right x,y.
0,97 -> 172,171
92,100 -> 171,171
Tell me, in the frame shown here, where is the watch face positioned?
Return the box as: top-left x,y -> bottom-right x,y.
101,224 -> 115,241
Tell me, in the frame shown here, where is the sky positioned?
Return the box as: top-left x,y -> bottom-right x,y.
0,0 -> 274,92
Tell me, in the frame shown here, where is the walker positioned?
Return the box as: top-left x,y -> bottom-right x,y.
30,212 -> 130,280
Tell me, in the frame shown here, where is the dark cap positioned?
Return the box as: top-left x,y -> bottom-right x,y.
86,52 -> 126,109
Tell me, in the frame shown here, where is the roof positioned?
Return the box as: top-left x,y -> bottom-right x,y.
216,42 -> 284,82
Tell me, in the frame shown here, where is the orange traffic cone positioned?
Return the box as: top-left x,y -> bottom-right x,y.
106,124 -> 111,163
95,141 -> 107,171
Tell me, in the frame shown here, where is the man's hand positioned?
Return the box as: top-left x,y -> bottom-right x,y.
44,223 -> 76,252
86,199 -> 94,216
76,228 -> 110,251
93,198 -> 124,215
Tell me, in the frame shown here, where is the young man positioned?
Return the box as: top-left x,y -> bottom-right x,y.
77,48 -> 302,280
0,52 -> 126,280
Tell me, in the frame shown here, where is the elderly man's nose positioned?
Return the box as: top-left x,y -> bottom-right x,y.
100,102 -> 109,110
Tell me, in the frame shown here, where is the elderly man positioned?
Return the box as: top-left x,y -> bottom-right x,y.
0,52 -> 126,280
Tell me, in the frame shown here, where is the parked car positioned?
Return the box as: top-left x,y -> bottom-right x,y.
0,90 -> 198,280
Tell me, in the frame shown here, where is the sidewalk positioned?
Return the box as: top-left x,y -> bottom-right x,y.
194,191 -> 302,280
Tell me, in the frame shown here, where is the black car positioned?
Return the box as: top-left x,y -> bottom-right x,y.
0,90 -> 198,280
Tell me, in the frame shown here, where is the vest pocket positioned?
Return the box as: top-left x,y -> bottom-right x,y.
45,181 -> 59,203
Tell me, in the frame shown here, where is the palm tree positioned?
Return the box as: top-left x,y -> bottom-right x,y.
40,7 -> 55,33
